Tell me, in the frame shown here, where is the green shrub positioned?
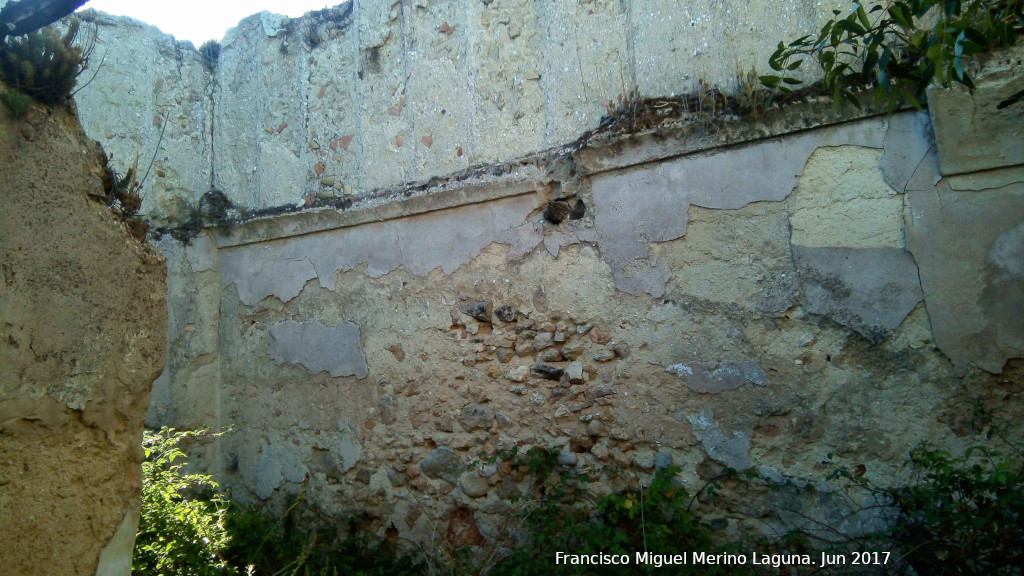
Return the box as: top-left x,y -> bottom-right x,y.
792,444 -> 1024,575
0,20 -> 91,106
762,0 -> 1023,109
486,447 -> 750,576
223,495 -> 426,576
134,428 -> 234,576
0,86 -> 30,118
889,446 -> 1024,575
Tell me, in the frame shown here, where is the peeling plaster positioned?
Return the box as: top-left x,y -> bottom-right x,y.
590,118 -> 889,296
906,183 -> 1024,374
794,246 -> 924,343
221,194 -> 542,305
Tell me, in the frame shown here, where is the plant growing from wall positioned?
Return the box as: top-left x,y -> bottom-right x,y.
0,84 -> 29,117
0,19 -> 93,106
761,0 -> 1023,109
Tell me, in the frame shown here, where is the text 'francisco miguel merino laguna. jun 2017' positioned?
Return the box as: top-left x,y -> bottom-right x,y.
554,551 -> 893,569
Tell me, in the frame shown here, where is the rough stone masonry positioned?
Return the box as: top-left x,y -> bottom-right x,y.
69,0 -> 1024,556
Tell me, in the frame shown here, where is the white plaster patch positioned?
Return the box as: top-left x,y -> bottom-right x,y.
267,320 -> 369,379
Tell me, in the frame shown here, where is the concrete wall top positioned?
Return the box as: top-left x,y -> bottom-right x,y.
71,0 -> 850,220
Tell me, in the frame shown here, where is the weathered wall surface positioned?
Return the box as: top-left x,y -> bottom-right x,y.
0,98 -> 167,574
64,0 -> 1023,558
73,0 -> 851,217
150,81 -> 1024,553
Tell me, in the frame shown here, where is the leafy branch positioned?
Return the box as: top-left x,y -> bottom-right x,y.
761,0 -> 1024,109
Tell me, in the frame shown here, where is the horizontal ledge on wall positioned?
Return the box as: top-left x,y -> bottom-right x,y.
214,179 -> 541,248
575,96 -> 894,177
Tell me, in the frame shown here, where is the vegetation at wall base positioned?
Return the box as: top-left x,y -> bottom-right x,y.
762,0 -> 1024,109
873,446 -> 1023,575
485,449 -> 751,576
134,428 -> 233,576
136,431 -> 1023,576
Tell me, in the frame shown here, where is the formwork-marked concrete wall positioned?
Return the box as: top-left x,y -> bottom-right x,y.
75,0 -> 852,222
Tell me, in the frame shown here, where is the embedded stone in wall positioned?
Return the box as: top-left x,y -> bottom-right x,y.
267,320 -> 369,378
420,447 -> 465,484
687,410 -> 751,472
794,246 -> 923,343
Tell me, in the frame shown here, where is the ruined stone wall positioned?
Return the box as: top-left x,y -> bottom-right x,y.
65,0 -> 1024,558
0,96 -> 167,575
147,58 -> 1024,557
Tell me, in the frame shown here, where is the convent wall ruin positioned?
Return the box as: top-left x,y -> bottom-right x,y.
57,0 -> 1024,555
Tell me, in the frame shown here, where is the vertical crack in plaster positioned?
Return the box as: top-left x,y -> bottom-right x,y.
621,0 -> 638,92
465,0 -> 478,161
400,0 -> 413,188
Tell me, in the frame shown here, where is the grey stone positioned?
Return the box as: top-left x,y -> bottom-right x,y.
458,403 -> 493,431
251,452 -> 284,500
612,342 -> 630,359
495,305 -> 517,323
539,348 -> 564,363
378,396 -> 397,426
687,410 -> 751,472
586,419 -> 603,437
560,340 -> 584,360
593,349 -> 616,362
557,451 -> 578,467
794,246 -> 923,343
495,412 -> 513,429
505,365 -> 529,383
566,361 -> 584,384
533,332 -> 554,350
267,320 -> 369,378
531,364 -> 564,380
654,451 -> 673,471
665,360 -> 769,394
420,447 -> 465,484
461,301 -> 493,323
458,472 -> 490,497
592,382 -> 614,398
497,477 -> 520,500
632,451 -> 655,470
337,421 -> 361,473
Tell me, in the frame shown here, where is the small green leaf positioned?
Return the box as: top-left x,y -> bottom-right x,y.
857,4 -> 871,29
